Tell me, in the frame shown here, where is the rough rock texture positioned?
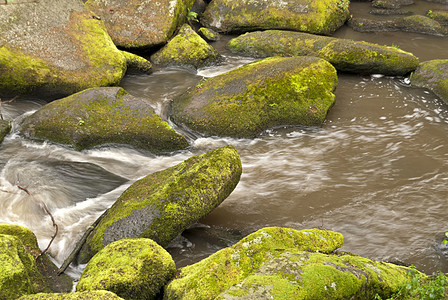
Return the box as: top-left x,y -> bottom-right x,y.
200,0 -> 350,35
348,15 -> 448,36
372,0 -> 413,9
0,119 -> 11,143
85,0 -> 196,49
0,0 -> 127,98
77,239 -> 176,300
151,24 -> 221,70
198,27 -> 220,41
171,56 -> 337,138
20,87 -> 188,152
164,227 -> 423,300
410,59 -> 448,104
77,145 -> 242,263
227,30 -> 419,76
0,225 -> 72,299
18,291 -> 124,300
121,51 -> 152,74
429,10 -> 448,26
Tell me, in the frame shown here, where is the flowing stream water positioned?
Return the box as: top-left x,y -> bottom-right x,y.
1,1 -> 448,280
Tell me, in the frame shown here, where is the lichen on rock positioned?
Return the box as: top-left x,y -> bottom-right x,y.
151,24 -> 222,70
18,290 -> 124,299
20,87 -> 188,152
121,51 -> 152,74
77,238 -> 176,300
410,59 -> 448,104
227,30 -> 419,76
77,145 -> 242,263
171,56 -> 338,138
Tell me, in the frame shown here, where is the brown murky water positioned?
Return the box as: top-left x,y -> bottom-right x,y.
0,0 -> 447,280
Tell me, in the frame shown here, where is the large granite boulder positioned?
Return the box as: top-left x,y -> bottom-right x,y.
410,59 -> 448,104
0,0 -> 127,98
200,0 -> 350,35
227,30 -> 420,76
77,238 -> 176,300
171,56 -> 337,138
18,291 -> 124,299
0,225 -> 72,299
77,145 -> 242,263
163,227 -> 424,299
151,24 -> 222,70
20,87 -> 188,152
85,0 -> 196,49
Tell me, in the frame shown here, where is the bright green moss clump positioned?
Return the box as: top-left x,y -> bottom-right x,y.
411,59 -> 448,104
171,56 -> 337,138
77,238 -> 176,300
18,291 -> 124,299
78,145 -> 242,263
121,51 -> 152,74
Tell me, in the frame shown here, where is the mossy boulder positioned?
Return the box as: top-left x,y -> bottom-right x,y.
198,27 -> 220,42
77,238 -> 176,300
121,51 -> 152,74
0,225 -> 72,299
200,0 -> 350,35
0,119 -> 11,143
171,56 -> 337,138
77,145 -> 242,263
85,0 -> 195,49
164,227 -> 423,300
348,15 -> 448,36
410,59 -> 448,104
18,291 -> 124,300
429,10 -> 448,26
0,0 -> 126,98
151,24 -> 222,70
20,87 -> 188,152
227,30 -> 420,76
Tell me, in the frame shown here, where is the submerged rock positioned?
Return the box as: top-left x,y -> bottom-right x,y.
200,0 -> 350,35
164,227 -> 423,300
227,30 -> 419,76
77,145 -> 242,263
348,15 -> 448,36
0,225 -> 72,299
77,238 -> 176,300
171,56 -> 337,138
20,87 -> 188,152
151,24 -> 222,70
0,0 -> 127,98
121,51 -> 152,74
410,59 -> 448,104
85,0 -> 195,49
18,291 -> 124,299
0,119 -> 11,144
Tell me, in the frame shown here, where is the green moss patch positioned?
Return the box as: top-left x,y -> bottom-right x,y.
18,290 -> 124,299
411,59 -> 448,104
121,51 -> 152,74
0,119 -> 11,144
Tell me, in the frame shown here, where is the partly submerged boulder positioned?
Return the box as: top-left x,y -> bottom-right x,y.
77,145 -> 242,263
200,0 -> 350,35
20,87 -> 188,152
0,119 -> 11,144
171,56 -> 337,138
0,225 -> 72,299
0,0 -> 127,98
410,59 -> 448,104
77,238 -> 176,300
18,291 -> 124,300
163,227 -> 422,300
227,30 -> 419,76
121,51 -> 152,74
151,24 -> 222,70
85,0 -> 195,49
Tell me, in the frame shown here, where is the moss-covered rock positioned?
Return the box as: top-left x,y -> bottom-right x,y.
163,227 -> 424,300
85,0 -> 196,49
198,27 -> 220,42
77,238 -> 175,300
0,119 -> 11,143
20,87 -> 188,152
151,24 -> 222,70
18,291 -> 124,300
227,30 -> 419,76
171,56 -> 337,138
121,51 -> 152,74
348,15 -> 448,36
200,0 -> 350,35
428,10 -> 448,26
410,59 -> 448,104
0,0 -> 127,98
78,145 -> 242,263
0,225 -> 72,299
